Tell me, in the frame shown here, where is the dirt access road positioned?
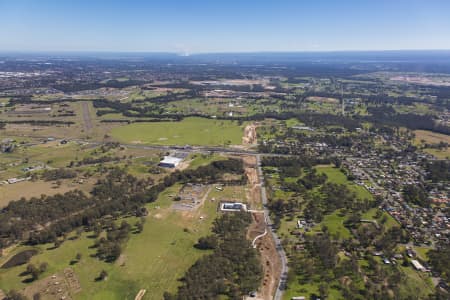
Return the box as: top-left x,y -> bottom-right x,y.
247,212 -> 282,300
81,101 -> 93,132
244,156 -> 261,209
256,154 -> 288,300
244,155 -> 282,300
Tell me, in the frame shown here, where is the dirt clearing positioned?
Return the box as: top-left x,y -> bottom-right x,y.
22,268 -> 81,300
242,123 -> 257,146
243,156 -> 261,209
244,155 -> 281,299
81,101 -> 93,132
247,212 -> 281,300
0,178 -> 96,208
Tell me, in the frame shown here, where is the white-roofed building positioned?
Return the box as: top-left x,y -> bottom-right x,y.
159,156 -> 183,168
411,259 -> 426,272
220,202 -> 248,212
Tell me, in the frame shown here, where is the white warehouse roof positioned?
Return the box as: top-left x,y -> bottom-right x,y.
159,156 -> 183,166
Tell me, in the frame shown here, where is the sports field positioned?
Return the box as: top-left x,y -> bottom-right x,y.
110,117 -> 245,146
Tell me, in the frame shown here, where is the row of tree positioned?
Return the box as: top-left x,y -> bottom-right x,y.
0,159 -> 245,248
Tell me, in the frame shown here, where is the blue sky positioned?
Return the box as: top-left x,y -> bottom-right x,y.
1,0 -> 450,53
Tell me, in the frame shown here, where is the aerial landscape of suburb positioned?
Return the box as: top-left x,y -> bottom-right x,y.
0,1 -> 449,300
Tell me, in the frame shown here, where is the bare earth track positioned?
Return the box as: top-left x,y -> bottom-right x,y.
81,101 -> 93,132
247,212 -> 282,300
244,155 -> 283,300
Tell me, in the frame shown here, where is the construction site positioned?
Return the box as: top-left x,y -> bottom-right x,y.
171,183 -> 211,211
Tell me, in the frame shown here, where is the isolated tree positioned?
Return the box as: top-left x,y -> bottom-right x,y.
99,270 -> 108,281
93,224 -> 102,237
26,263 -> 40,281
135,221 -> 143,233
194,235 -> 218,250
6,290 -> 27,300
54,239 -> 62,248
33,293 -> 41,300
76,227 -> 83,237
319,283 -> 329,299
39,262 -> 48,273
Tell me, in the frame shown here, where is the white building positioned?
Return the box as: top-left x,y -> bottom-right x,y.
220,202 -> 248,212
159,156 -> 183,168
411,259 -> 426,272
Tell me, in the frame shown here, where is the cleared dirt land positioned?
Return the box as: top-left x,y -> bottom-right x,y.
415,130 -> 450,144
81,101 -> 93,132
414,129 -> 450,158
244,155 -> 281,299
243,156 -> 262,209
0,178 -> 95,208
246,212 -> 282,300
110,117 -> 245,146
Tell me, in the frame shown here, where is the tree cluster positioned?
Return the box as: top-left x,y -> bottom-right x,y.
402,184 -> 430,207
41,168 -> 77,181
0,159 -> 245,248
165,212 -> 262,300
95,221 -> 131,262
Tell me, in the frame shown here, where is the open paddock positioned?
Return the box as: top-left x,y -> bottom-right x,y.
414,130 -> 450,145
414,130 -> 450,158
110,117 -> 245,146
0,178 -> 96,208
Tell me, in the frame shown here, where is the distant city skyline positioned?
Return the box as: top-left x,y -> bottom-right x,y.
1,0 -> 450,53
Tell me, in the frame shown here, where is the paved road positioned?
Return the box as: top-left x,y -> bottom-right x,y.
73,140 -> 296,158
81,102 -> 93,132
256,154 -> 288,300
14,134 -> 295,158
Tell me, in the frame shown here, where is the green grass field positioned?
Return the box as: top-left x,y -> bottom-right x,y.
316,165 -> 373,200
0,183 -> 218,300
313,210 -> 351,239
110,117 -> 245,146
283,282 -> 343,300
398,265 -> 434,299
361,208 -> 399,230
187,153 -> 224,169
413,130 -> 450,159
